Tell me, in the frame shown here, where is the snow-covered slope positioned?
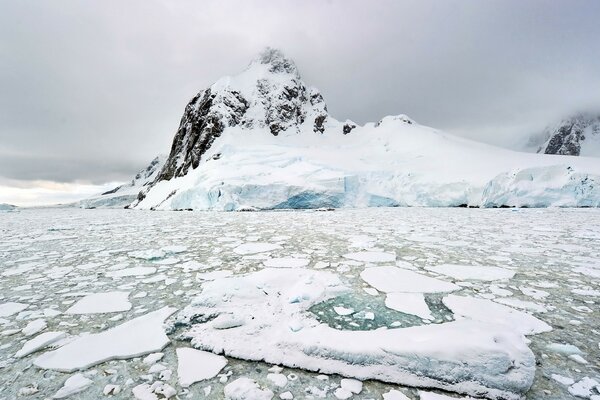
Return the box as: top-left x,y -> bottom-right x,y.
79,156 -> 165,209
131,50 -> 600,210
534,113 -> 600,157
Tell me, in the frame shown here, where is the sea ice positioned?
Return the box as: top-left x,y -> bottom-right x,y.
224,377 -> 274,400
16,331 -> 66,358
66,291 -> 131,314
263,257 -> 310,268
176,347 -> 227,388
384,293 -> 433,320
177,269 -> 536,400
0,302 -> 28,317
34,307 -> 176,371
53,373 -> 92,399
443,295 -> 551,335
361,266 -> 460,293
343,251 -> 396,263
22,319 -> 47,336
107,266 -> 157,278
425,264 -> 515,281
233,243 -> 281,255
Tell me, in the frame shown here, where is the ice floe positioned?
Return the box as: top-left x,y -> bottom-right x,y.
177,268 -> 536,399
361,266 -> 460,293
263,257 -> 310,268
177,347 -> 227,388
15,331 -> 66,358
34,307 -> 176,371
443,295 -> 551,335
384,293 -> 433,320
66,291 -> 131,314
0,302 -> 28,317
343,251 -> 396,263
425,264 -> 515,281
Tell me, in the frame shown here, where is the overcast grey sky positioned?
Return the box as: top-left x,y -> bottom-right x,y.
1,0 -> 600,205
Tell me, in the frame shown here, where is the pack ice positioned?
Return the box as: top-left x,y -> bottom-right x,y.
175,268 -> 538,400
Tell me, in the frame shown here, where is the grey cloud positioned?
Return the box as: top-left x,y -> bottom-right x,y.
1,0 -> 600,185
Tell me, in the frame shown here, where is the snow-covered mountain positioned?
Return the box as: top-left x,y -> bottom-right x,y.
533,113 -> 600,157
0,203 -> 18,212
129,49 -> 600,210
79,155 -> 165,209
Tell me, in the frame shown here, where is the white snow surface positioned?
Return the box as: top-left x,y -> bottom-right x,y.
16,331 -> 66,358
176,347 -> 228,388
65,291 -> 131,314
52,373 -> 92,399
361,266 -> 460,293
443,295 -> 551,336
425,264 -> 515,281
34,307 -> 176,372
177,268 -> 536,400
0,302 -> 28,317
384,293 -> 433,320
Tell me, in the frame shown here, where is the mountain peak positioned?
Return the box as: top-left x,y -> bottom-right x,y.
252,47 -> 297,75
536,111 -> 600,156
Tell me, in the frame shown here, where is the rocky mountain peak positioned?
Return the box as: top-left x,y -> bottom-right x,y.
136,49 -> 333,202
253,47 -> 299,76
537,112 -> 600,156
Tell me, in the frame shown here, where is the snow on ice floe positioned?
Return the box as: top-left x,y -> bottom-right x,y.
263,257 -> 310,268
343,251 -> 396,263
66,291 -> 131,314
176,268 -> 536,400
22,319 -> 47,336
443,295 -> 551,336
385,293 -> 433,320
361,266 -> 459,293
34,307 -> 176,371
176,347 -> 227,388
224,377 -> 274,400
16,331 -> 66,358
493,298 -> 548,313
424,264 -> 515,281
233,242 -> 281,255
0,302 -> 28,317
52,373 -> 93,398
107,266 -> 157,278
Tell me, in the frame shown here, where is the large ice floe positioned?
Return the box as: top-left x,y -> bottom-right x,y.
176,268 -> 536,399
34,307 -> 176,371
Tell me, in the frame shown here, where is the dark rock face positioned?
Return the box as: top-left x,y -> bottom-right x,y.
158,88 -> 248,182
343,122 -> 357,134
538,113 -> 600,156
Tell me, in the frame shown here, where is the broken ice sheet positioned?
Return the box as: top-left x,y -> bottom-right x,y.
176,268 -> 537,400
35,307 -> 176,371
65,291 -> 131,314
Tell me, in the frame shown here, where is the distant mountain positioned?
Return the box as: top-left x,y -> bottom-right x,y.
0,203 -> 18,212
533,113 -> 600,157
79,156 -> 165,209
121,49 -> 600,209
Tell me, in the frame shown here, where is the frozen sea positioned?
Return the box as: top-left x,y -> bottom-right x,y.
0,208 -> 599,399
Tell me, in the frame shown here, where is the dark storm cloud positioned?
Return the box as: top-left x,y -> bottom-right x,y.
1,0 -> 600,187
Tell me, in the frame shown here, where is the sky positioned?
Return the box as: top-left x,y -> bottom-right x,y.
1,0 -> 600,206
